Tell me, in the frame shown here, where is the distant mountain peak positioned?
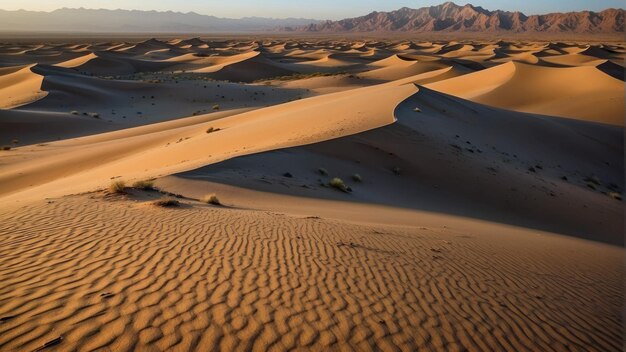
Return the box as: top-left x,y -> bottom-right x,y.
287,2 -> 625,33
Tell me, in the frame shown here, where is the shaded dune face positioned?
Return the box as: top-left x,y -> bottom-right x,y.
0,37 -> 624,352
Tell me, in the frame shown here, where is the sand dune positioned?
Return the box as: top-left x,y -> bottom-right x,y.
0,65 -> 47,109
427,61 -> 625,125
165,85 -> 623,243
0,76 -> 417,202
0,37 -> 623,352
54,52 -> 98,68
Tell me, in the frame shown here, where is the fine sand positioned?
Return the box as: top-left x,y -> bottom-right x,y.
0,37 -> 623,352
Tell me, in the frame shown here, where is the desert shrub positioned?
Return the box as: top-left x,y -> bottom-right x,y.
1,146 -> 11,151
318,168 -> 328,176
70,110 -> 79,115
206,127 -> 221,133
153,198 -> 180,207
584,176 -> 601,185
88,112 -> 100,118
212,104 -> 220,110
608,192 -> 622,201
352,174 -> 362,182
329,177 -> 349,192
203,193 -> 221,205
109,180 -> 126,194
132,180 -> 155,190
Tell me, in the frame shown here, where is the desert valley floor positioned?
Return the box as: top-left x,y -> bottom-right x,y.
0,37 -> 624,351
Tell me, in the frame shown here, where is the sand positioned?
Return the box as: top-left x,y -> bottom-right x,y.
0,37 -> 623,352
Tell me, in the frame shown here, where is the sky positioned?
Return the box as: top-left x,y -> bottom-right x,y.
0,0 -> 623,20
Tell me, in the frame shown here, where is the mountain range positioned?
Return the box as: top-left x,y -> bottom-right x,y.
283,2 -> 625,33
0,8 -> 320,33
0,2 -> 623,34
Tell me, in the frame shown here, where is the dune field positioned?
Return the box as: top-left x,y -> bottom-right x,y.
0,37 -> 624,351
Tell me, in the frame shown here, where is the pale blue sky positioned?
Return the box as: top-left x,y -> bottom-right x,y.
0,0 -> 622,19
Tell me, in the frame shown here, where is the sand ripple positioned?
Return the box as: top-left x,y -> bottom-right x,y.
0,195 -> 621,351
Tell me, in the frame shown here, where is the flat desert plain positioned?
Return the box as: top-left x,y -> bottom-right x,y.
0,37 -> 624,351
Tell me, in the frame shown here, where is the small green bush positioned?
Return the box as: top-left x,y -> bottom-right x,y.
329,177 -> 349,192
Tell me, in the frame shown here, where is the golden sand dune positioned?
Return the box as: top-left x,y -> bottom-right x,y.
163,86 -> 622,243
0,37 -> 624,352
53,52 -> 98,68
0,77 -> 417,202
427,61 -> 625,125
0,65 -> 47,109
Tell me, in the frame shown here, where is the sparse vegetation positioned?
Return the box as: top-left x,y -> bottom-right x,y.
153,198 -> 180,207
88,112 -> 100,118
203,193 -> 221,205
414,107 -> 421,112
352,174 -> 362,182
318,168 -> 328,176
70,110 -> 79,115
608,192 -> 622,201
254,71 -> 346,83
329,177 -> 350,193
1,145 -> 11,151
212,104 -> 220,110
132,180 -> 155,190
206,127 -> 221,133
109,180 -> 126,194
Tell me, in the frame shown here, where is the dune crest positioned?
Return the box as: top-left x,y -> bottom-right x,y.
0,65 -> 47,109
427,61 -> 625,125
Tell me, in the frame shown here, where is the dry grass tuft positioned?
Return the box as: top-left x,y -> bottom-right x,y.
203,193 -> 221,205
132,180 -> 155,190
153,198 -> 180,207
109,180 -> 126,194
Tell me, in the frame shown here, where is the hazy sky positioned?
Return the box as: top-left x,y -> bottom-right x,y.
0,0 -> 622,19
